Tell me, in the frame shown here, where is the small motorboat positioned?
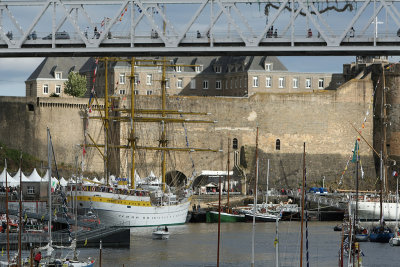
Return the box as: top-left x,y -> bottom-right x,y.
334,224 -> 342,231
152,226 -> 170,240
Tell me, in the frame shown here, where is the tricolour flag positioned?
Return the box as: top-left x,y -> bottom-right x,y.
351,140 -> 359,163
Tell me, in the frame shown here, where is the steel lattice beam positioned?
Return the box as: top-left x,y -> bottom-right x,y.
0,0 -> 400,56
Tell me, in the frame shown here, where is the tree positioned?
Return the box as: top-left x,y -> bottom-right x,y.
64,71 -> 87,97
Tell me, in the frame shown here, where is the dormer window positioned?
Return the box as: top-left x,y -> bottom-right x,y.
215,66 -> 222,73
195,65 -> 203,73
55,72 -> 62,79
176,66 -> 182,72
265,63 -> 272,71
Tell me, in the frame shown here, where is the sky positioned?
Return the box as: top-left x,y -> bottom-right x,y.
0,56 -> 358,97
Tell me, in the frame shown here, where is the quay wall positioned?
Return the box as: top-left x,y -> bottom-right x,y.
0,73 -> 376,190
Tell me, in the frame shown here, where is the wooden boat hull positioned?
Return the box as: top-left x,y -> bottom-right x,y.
206,211 -> 245,223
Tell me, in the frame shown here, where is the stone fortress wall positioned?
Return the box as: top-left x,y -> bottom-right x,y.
0,70 -> 380,190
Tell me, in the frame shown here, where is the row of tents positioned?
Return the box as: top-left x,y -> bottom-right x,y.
0,168 -> 161,188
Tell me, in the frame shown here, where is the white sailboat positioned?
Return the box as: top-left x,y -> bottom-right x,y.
70,57 -> 217,227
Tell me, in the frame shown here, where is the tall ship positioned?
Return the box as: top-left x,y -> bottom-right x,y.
69,57 -> 218,226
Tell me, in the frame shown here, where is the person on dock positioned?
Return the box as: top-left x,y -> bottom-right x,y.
34,251 -> 41,267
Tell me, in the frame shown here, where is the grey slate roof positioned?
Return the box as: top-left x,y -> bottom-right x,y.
26,57 -> 92,80
26,56 -> 288,81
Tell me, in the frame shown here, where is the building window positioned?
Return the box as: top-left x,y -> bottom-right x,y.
279,77 -> 285,88
146,90 -> 153,95
215,66 -> 222,73
266,77 -> 272,88
134,90 -> 139,95
293,78 -> 298,88
216,80 -> 221,90
253,76 -> 259,87
43,84 -> 49,94
176,66 -> 182,72
318,78 -> 324,88
265,63 -> 272,71
203,80 -> 209,89
233,138 -> 238,149
225,80 -> 228,90
235,79 -> 238,88
55,72 -> 62,79
177,78 -> 183,89
240,78 -> 242,88
165,78 -> 170,88
305,78 -> 311,89
195,65 -> 203,73
146,74 -> 152,85
119,89 -> 126,95
190,79 -> 196,89
134,74 -> 139,85
119,73 -> 126,84
276,139 -> 280,150
27,186 -> 35,195
55,85 -> 61,94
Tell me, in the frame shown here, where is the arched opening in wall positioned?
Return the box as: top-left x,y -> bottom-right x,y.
276,139 -> 280,150
233,138 -> 238,150
165,170 -> 187,187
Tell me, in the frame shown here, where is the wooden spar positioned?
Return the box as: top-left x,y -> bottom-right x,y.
18,152 -> 22,266
251,127 -> 259,267
227,138 -> 230,212
5,159 -> 10,263
300,142 -> 306,267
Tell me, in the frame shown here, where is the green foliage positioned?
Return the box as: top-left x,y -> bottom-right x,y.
50,92 -> 59,97
0,142 -> 40,173
64,71 -> 87,97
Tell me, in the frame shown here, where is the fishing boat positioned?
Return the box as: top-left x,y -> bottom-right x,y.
152,226 -> 170,240
244,212 -> 279,222
206,210 -> 245,222
70,57 -> 218,227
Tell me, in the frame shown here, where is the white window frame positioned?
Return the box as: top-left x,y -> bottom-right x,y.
293,78 -> 298,89
55,85 -> 61,94
119,89 -> 126,95
27,186 -> 35,195
119,73 -> 126,84
146,90 -> 153,95
43,84 -> 49,94
306,78 -> 311,89
279,77 -> 285,88
265,63 -> 272,71
146,74 -> 152,85
176,66 -> 182,72
195,65 -> 203,73
134,74 -> 139,85
177,78 -> 183,89
165,78 -> 170,88
266,77 -> 272,88
55,72 -> 62,79
318,78 -> 325,89
203,80 -> 209,90
190,79 -> 196,89
134,90 -> 139,95
216,80 -> 221,90
215,66 -> 222,73
252,76 -> 259,88
225,80 -> 228,90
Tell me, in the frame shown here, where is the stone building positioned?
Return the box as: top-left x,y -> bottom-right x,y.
26,56 -> 344,98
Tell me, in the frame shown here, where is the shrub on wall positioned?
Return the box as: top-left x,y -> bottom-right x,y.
64,71 -> 87,97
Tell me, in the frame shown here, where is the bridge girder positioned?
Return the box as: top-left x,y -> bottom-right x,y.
0,0 -> 400,56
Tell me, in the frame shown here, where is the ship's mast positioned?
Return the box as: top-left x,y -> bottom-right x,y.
104,57 -> 109,184
130,57 -> 135,189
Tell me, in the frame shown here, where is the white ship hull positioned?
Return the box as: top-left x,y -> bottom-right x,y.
71,190 -> 190,227
351,201 -> 400,221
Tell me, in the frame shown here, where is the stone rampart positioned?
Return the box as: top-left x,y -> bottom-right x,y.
0,74 -> 375,189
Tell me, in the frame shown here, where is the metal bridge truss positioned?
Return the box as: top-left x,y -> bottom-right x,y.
1,0 -> 400,56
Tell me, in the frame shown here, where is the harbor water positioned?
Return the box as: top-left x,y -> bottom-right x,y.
1,221 -> 398,266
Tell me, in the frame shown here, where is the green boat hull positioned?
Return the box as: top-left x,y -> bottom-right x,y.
206,211 -> 246,223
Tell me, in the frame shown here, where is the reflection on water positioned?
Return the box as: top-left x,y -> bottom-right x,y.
1,221 -> 398,266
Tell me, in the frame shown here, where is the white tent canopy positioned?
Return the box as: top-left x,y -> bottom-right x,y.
0,168 -> 17,186
59,177 -> 68,187
28,168 -> 42,182
12,168 -> 30,183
